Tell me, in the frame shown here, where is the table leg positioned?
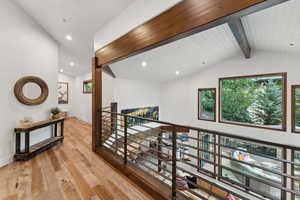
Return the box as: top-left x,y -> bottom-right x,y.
61,121 -> 64,137
16,133 -> 21,154
25,131 -> 30,153
54,123 -> 57,137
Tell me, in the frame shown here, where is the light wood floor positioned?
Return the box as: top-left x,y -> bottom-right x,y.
0,118 -> 154,200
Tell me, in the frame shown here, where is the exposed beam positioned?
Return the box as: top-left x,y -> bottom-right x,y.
95,0 -> 290,66
228,18 -> 251,59
102,65 -> 116,78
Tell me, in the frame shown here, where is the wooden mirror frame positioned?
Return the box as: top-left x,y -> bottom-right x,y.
14,76 -> 49,105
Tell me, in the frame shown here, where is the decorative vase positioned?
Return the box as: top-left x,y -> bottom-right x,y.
52,114 -> 60,120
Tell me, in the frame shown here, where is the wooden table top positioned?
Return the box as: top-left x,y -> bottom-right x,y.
15,117 -> 65,132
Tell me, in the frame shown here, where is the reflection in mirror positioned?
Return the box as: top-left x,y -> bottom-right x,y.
22,82 -> 42,99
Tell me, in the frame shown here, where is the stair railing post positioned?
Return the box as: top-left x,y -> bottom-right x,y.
111,102 -> 118,152
124,115 -> 128,165
172,125 -> 177,200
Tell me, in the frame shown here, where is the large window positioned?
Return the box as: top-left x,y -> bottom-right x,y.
292,85 -> 300,133
219,73 -> 287,131
198,88 -> 216,121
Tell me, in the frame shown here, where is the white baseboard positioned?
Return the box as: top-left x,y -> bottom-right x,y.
0,155 -> 13,168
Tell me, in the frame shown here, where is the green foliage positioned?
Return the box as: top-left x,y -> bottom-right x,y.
296,89 -> 300,127
86,82 -> 93,92
221,78 -> 256,123
51,107 -> 61,115
200,90 -> 215,112
250,80 -> 282,126
295,152 -> 300,161
221,77 -> 284,127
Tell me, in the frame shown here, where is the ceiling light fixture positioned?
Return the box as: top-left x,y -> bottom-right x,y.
69,61 -> 75,67
290,43 -> 295,47
65,35 -> 72,41
175,70 -> 180,75
141,61 -> 147,67
59,69 -> 64,73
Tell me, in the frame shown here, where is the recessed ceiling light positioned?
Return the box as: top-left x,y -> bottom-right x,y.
69,61 -> 75,67
59,69 -> 64,73
65,35 -> 72,41
141,61 -> 147,67
202,61 -> 206,65
175,70 -> 180,75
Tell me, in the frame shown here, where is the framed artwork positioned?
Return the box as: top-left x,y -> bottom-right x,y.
121,106 -> 159,128
198,88 -> 216,121
83,80 -> 93,94
58,82 -> 68,104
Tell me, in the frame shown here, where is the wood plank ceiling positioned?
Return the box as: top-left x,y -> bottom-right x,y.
95,0 -> 268,66
97,0 -> 299,81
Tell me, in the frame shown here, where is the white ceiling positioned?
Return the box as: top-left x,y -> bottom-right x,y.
111,23 -> 241,82
14,0 -> 134,76
110,0 -> 300,82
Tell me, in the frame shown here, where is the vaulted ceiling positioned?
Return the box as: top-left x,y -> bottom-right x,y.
110,0 -> 300,82
14,0 -> 134,76
13,0 -> 300,79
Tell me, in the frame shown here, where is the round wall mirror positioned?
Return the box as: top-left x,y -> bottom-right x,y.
14,76 -> 49,105
22,82 -> 42,99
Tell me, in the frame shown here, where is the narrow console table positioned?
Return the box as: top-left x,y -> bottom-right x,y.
14,118 -> 65,161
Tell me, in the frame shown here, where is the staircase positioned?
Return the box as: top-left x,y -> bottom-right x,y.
104,122 -> 162,159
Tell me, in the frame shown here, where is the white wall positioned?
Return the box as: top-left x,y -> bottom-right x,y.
72,73 -> 93,123
0,0 -> 58,167
114,79 -> 161,113
72,73 -> 160,123
161,50 -> 300,147
58,73 -> 75,116
72,72 -> 115,123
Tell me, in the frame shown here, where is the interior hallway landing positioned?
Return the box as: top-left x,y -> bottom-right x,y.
0,118 -> 154,200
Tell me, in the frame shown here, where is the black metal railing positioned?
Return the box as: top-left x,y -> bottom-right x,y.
100,106 -> 300,200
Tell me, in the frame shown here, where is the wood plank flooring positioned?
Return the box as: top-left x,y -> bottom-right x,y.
0,118 -> 154,200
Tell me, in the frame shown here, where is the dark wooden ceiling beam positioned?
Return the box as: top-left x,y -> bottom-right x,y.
95,0 -> 290,65
228,18 -> 251,59
102,65 -> 116,78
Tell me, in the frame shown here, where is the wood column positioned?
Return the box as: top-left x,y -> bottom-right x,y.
92,57 -> 102,151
